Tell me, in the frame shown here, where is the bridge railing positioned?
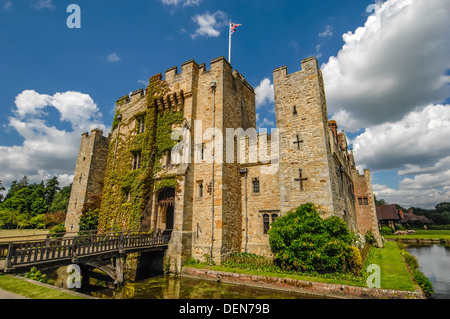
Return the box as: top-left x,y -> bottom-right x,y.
1,229 -> 172,271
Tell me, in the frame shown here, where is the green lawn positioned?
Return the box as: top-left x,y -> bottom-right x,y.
0,274 -> 87,299
186,242 -> 417,292
370,241 -> 416,291
385,230 -> 450,240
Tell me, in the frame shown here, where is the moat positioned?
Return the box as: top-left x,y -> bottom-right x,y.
45,266 -> 328,299
405,244 -> 450,299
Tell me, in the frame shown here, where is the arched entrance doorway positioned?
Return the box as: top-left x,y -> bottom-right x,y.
157,188 -> 175,230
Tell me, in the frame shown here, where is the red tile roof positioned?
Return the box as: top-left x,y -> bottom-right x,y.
376,204 -> 400,221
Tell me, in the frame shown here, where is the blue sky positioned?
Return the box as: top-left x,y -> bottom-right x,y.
0,0 -> 449,209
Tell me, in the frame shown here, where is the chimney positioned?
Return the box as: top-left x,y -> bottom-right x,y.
328,121 -> 337,139
398,209 -> 404,219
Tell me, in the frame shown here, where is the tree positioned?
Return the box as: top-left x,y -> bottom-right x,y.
374,196 -> 387,205
48,184 -> 72,213
436,202 -> 450,213
0,180 -> 5,202
44,176 -> 60,207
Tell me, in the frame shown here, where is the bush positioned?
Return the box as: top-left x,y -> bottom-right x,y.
413,270 -> 434,298
346,246 -> 363,275
397,243 -> 434,298
25,266 -> 48,283
49,223 -> 66,237
400,250 -> 419,271
364,230 -> 378,247
380,226 -> 393,235
268,203 -> 359,274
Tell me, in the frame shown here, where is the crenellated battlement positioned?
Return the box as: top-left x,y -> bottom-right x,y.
273,56 -> 319,80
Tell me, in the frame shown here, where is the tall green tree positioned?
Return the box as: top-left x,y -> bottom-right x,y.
44,176 -> 60,206
0,180 -> 5,202
436,202 -> 450,213
48,184 -> 72,213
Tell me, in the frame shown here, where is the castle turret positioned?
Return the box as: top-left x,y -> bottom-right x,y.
65,129 -> 110,234
273,57 -> 339,217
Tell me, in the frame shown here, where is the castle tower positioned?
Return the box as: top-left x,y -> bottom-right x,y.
352,168 -> 383,247
273,57 -> 336,217
65,129 -> 110,234
273,57 -> 358,230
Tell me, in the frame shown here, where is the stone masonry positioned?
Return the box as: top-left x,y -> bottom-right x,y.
65,55 -> 382,271
65,129 -> 110,234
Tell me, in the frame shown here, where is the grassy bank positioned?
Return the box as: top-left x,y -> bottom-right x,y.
185,242 -> 418,292
371,241 -> 416,291
385,230 -> 450,240
0,274 -> 87,299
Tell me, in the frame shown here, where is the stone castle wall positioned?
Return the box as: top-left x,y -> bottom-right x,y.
352,168 -> 383,247
65,129 -> 109,233
66,55 -> 382,270
273,57 -> 337,217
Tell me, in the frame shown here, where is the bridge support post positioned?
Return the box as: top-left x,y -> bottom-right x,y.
113,256 -> 124,285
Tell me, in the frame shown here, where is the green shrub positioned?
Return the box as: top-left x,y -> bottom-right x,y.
25,266 -> 48,283
397,243 -> 434,298
49,223 -> 66,237
268,203 -> 358,274
364,230 -> 378,247
380,226 -> 393,235
346,246 -> 363,275
413,270 -> 434,298
400,250 -> 419,271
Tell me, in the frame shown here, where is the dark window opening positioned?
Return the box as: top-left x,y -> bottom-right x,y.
252,178 -> 260,193
263,214 -> 270,234
133,152 -> 142,170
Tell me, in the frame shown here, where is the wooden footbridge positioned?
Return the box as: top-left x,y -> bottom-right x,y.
0,230 -> 171,284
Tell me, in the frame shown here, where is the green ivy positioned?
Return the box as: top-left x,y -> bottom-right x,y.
98,75 -> 184,232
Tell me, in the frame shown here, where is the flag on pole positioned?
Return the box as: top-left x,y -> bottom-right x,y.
229,22 -> 242,64
230,22 -> 242,34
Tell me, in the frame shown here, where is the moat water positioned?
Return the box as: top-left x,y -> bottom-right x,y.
45,267 -> 327,299
405,244 -> 450,299
42,244 -> 450,299
83,275 -> 327,299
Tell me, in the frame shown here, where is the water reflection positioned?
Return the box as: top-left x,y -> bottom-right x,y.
406,245 -> 450,299
81,275 -> 328,299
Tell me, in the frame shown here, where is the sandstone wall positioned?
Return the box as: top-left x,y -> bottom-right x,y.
65,129 -> 109,233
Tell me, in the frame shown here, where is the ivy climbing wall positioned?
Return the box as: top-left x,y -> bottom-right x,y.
98,74 -> 184,231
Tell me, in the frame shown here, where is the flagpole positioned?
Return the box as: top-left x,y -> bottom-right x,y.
228,22 -> 232,64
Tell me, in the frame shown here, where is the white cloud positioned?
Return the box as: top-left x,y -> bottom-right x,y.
321,0 -> 450,132
352,104 -> 450,208
318,25 -> 333,38
326,0 -> 450,208
2,1 -> 11,10
191,10 -> 228,39
31,0 -> 55,10
160,0 -> 201,7
255,78 -> 274,109
374,183 -> 450,209
398,156 -> 450,176
0,90 -> 108,191
107,53 -> 121,63
256,113 -> 275,129
352,104 -> 450,171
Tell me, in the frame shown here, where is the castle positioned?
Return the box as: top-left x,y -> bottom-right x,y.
64,56 -> 382,271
